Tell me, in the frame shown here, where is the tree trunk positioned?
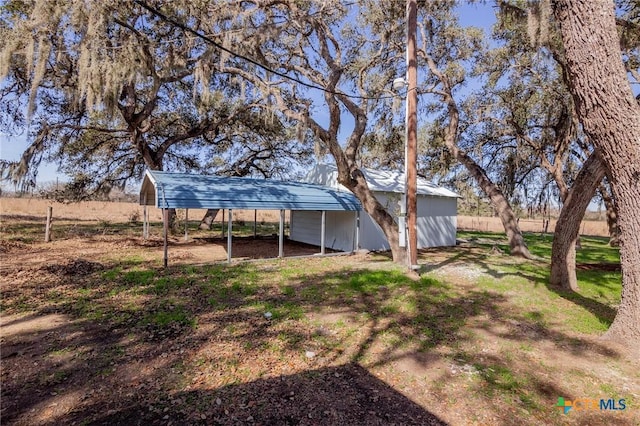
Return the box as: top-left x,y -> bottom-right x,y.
337,169 -> 406,264
126,127 -> 182,231
199,209 -> 220,230
599,185 -> 620,247
314,85 -> 407,264
552,0 -> 640,347
457,152 -> 533,258
550,151 -> 606,290
424,52 -> 532,259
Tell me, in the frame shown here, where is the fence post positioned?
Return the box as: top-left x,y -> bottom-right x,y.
163,208 -> 169,268
320,210 -> 326,255
227,209 -> 233,263
44,206 -> 53,242
221,209 -> 225,238
254,210 -> 257,238
184,208 -> 189,241
279,209 -> 285,258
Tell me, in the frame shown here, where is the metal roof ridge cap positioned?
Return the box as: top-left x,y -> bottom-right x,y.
145,169 -> 158,186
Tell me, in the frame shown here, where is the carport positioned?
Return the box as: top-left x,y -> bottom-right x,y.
139,170 -> 362,266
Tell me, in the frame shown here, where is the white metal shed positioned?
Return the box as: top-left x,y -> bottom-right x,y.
290,164 -> 459,252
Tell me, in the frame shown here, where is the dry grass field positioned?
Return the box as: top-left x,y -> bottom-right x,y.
457,215 -> 609,237
0,197 -> 285,225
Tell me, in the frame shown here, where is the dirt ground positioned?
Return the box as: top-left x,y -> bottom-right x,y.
0,229 -> 441,426
1,200 -> 636,426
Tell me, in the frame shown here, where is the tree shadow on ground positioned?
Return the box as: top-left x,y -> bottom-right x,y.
79,363 -> 448,426
1,250 -> 634,425
419,244 -> 619,331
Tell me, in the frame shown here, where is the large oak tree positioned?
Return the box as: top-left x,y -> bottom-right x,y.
0,0 -> 312,202
551,0 -> 640,348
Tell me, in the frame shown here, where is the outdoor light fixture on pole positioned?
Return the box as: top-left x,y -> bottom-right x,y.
394,0 -> 419,271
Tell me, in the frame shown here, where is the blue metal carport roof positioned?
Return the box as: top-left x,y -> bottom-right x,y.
139,170 -> 361,211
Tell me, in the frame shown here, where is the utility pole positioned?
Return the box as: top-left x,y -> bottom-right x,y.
406,0 -> 418,269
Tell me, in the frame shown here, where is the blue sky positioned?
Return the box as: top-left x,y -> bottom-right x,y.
0,132 -> 24,163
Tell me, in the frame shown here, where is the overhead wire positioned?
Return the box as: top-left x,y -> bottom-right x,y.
133,0 -> 408,101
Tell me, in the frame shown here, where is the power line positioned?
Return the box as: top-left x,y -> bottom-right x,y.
134,0 -> 402,101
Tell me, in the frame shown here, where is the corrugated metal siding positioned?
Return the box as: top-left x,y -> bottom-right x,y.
290,190 -> 458,250
327,211 -> 358,251
298,164 -> 458,250
290,211 -> 322,246
140,170 -> 361,211
416,197 -> 457,248
358,192 -> 395,251
359,213 -> 391,251
290,211 -> 358,252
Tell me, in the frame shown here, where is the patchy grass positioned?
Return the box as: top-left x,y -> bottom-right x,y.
457,230 -> 620,264
455,231 -> 622,337
144,303 -> 195,329
1,219 -> 637,426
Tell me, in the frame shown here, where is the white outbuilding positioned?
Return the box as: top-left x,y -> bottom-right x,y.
289,164 -> 459,252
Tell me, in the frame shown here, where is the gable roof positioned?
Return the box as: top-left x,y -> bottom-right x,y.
139,170 -> 362,211
305,164 -> 459,198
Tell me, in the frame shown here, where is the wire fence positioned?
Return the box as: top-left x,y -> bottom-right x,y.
457,215 -> 609,237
